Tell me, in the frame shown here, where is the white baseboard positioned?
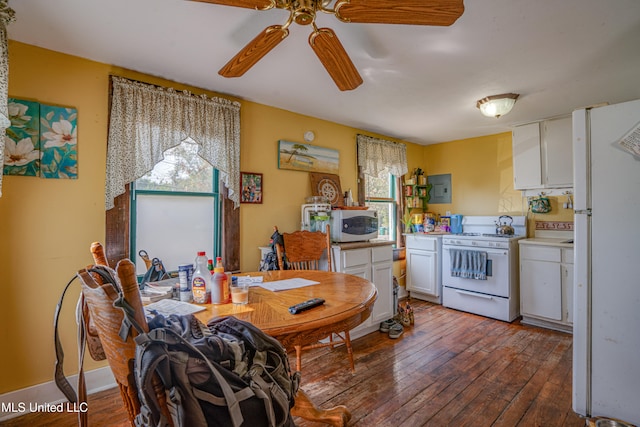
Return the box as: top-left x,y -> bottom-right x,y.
0,367 -> 116,422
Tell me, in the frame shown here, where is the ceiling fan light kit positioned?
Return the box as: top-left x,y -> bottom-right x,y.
192,0 -> 465,91
476,93 -> 520,118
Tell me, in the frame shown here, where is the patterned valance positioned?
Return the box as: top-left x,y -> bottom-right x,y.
0,0 -> 15,198
356,134 -> 408,178
105,76 -> 241,209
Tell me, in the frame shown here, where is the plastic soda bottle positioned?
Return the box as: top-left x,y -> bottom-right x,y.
192,251 -> 211,304
211,256 -> 228,304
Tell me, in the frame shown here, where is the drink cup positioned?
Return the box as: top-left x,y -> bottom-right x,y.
231,282 -> 249,305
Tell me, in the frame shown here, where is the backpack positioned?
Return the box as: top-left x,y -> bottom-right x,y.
122,304 -> 300,427
54,264 -> 300,427
260,227 -> 286,271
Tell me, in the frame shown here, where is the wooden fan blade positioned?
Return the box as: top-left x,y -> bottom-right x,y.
219,25 -> 289,77
334,0 -> 464,26
309,28 -> 363,91
190,0 -> 275,11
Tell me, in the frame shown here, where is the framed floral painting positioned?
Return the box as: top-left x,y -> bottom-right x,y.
3,99 -> 40,176
39,103 -> 78,179
3,98 -> 78,179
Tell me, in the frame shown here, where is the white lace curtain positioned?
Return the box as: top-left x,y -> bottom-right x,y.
356,134 -> 408,178
0,1 -> 15,198
105,76 -> 241,209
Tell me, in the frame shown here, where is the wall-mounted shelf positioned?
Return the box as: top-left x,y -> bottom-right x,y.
403,183 -> 431,209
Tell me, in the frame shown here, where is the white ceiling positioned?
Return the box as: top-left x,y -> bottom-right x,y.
7,0 -> 640,145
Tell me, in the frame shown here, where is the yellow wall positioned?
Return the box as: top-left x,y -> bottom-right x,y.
421,133 -> 573,232
1,41 -> 574,395
422,133 -> 524,217
0,41 -> 414,393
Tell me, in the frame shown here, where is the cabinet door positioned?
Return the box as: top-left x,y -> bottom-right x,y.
343,264 -> 369,281
512,122 -> 542,190
406,249 -> 438,296
562,263 -> 574,325
543,116 -> 573,187
371,261 -> 393,323
520,259 -> 562,320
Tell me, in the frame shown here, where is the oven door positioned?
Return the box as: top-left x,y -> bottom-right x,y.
442,246 -> 510,297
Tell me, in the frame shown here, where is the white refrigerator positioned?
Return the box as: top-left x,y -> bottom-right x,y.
572,99 -> 640,425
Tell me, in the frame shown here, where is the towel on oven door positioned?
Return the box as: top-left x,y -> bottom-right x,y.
450,249 -> 488,280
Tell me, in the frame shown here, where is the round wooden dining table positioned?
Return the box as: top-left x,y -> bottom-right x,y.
195,269 -> 377,427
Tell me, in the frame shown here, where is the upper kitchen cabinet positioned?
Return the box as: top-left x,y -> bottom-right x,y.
512,115 -> 573,190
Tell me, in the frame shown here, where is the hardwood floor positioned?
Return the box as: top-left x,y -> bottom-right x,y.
1,300 -> 585,426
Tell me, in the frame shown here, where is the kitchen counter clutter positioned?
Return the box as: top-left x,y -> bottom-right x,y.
518,238 -> 574,333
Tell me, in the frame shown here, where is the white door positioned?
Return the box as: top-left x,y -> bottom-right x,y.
543,116 -> 573,187
407,249 -> 437,296
587,100 -> 640,424
371,261 -> 393,323
512,122 -> 542,189
520,259 -> 562,320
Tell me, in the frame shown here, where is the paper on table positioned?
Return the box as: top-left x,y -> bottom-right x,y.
144,299 -> 205,316
259,278 -> 320,292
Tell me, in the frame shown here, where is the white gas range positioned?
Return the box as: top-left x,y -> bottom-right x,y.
442,215 -> 526,322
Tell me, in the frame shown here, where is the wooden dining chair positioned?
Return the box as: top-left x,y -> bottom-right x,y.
275,225 -> 356,373
78,242 -> 172,426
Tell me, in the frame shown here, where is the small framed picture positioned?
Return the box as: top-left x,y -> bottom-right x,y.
240,172 -> 263,204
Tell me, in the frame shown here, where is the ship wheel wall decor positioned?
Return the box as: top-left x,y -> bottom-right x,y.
310,172 -> 343,207
191,0 -> 465,91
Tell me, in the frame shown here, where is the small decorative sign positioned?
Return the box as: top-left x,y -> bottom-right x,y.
618,120 -> 640,157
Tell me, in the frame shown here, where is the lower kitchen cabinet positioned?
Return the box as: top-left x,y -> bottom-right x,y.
405,234 -> 442,303
519,241 -> 574,332
332,242 -> 394,338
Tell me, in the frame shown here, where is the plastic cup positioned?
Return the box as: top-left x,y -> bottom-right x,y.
231,282 -> 249,304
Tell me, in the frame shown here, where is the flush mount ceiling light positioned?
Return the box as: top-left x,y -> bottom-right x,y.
476,93 -> 519,118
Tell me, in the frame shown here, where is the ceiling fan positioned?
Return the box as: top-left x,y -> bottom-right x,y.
191,0 -> 465,91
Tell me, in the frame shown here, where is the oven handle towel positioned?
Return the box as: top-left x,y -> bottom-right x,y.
449,249 -> 488,280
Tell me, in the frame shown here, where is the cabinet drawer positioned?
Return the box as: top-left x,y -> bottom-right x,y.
562,249 -> 574,264
341,248 -> 370,268
521,245 -> 561,262
406,236 -> 437,251
443,287 -> 513,322
371,246 -> 392,263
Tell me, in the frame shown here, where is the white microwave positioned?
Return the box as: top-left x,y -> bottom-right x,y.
330,209 -> 378,242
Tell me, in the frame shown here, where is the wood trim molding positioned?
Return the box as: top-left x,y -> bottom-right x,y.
105,184 -> 130,268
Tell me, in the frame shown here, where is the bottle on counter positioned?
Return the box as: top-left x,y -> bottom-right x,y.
211,256 -> 229,304
192,251 -> 211,304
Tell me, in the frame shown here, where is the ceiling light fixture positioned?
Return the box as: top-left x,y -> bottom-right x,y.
476,93 -> 519,118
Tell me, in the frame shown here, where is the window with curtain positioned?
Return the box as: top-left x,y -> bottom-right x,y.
364,172 -> 397,241
356,134 -> 408,246
131,139 -> 222,275
105,76 -> 241,270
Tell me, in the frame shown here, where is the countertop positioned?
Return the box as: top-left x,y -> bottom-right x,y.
331,239 -> 395,250
518,237 -> 574,248
403,232 -> 449,237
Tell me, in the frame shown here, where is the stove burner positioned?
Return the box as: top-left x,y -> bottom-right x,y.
482,233 -> 517,238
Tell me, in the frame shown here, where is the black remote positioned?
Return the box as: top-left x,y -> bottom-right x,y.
288,298 -> 325,314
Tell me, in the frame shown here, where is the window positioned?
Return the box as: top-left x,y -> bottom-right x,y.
131,140 -> 221,275
364,171 -> 397,242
